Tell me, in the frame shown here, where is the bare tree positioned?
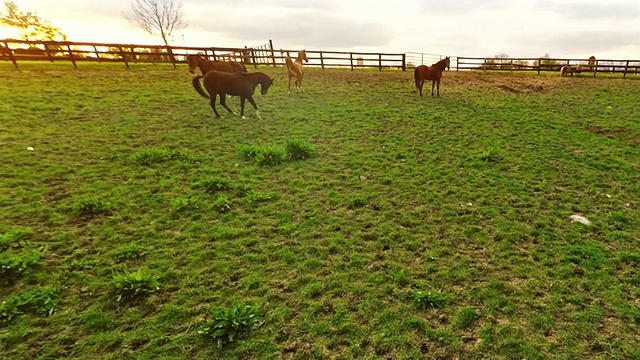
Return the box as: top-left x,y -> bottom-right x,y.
123,0 -> 188,46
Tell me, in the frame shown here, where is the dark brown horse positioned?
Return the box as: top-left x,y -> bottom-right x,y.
414,57 -> 451,97
283,50 -> 308,94
187,54 -> 247,74
192,71 -> 274,119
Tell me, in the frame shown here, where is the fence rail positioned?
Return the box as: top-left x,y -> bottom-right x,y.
3,39 -> 640,77
0,38 -> 406,71
456,56 -> 640,77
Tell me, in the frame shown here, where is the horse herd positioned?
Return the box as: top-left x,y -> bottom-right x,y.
187,50 -> 308,120
187,51 -> 452,120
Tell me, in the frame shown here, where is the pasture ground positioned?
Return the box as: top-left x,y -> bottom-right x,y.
1,62 -> 639,359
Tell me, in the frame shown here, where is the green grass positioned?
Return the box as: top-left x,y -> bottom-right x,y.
1,61 -> 639,359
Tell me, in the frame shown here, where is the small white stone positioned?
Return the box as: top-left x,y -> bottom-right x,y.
569,214 -> 591,225
26,147 -> 34,151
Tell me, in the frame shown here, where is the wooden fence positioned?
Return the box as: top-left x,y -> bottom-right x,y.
0,39 -> 406,71
4,39 -> 639,77
457,56 -> 640,77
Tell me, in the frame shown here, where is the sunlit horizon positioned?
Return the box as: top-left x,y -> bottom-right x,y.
3,0 -> 640,60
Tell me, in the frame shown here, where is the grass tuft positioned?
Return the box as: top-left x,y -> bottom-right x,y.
198,302 -> 263,349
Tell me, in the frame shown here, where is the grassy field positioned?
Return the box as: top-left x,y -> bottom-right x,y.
1,61 -> 639,360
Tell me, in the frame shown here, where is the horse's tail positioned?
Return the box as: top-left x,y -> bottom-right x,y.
414,66 -> 420,90
192,75 -> 209,99
560,66 -> 566,76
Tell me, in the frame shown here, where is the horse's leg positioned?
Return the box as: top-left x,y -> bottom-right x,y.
419,80 -> 424,97
240,97 -> 246,119
287,74 -> 292,95
219,94 -> 237,116
431,80 -> 436,97
210,94 -> 221,118
437,79 -> 441,97
246,96 -> 261,120
297,74 -> 304,93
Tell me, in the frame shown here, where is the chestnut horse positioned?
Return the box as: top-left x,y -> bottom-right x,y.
414,57 -> 451,97
192,71 -> 274,119
284,50 -> 308,94
187,54 -> 247,74
560,65 -> 581,76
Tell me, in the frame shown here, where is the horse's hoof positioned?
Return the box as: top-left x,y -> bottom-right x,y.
241,116 -> 247,120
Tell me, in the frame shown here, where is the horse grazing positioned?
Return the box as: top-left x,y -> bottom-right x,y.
283,49 -> 309,94
192,71 -> 274,119
414,57 -> 451,97
560,65 -> 581,76
186,54 -> 247,75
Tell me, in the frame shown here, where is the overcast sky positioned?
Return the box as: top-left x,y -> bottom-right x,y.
3,0 -> 640,59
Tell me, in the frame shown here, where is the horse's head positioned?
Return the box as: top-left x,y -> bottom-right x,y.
187,54 -> 201,74
299,50 -> 309,63
260,76 -> 275,95
444,56 -> 451,71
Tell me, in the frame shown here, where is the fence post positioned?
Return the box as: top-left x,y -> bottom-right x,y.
350,53 -> 354,70
537,59 -> 541,75
211,49 -> 217,61
401,53 -> 406,71
320,51 -> 325,69
166,46 -> 177,69
119,47 -> 129,69
379,54 -> 382,71
2,41 -> 18,69
66,44 -> 77,69
483,58 -> 487,72
624,60 -> 629,78
93,45 -> 101,62
510,59 -> 513,73
593,60 -> 598,77
269,39 -> 276,67
44,42 -> 54,63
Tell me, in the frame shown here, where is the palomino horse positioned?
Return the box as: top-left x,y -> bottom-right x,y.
192,71 -> 274,119
560,65 -> 582,76
414,57 -> 451,97
283,50 -> 309,94
186,54 -> 247,74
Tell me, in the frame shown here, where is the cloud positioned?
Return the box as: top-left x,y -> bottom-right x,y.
419,0 -> 510,13
534,1 -> 640,19
187,0 -> 332,9
510,30 -> 640,56
190,10 -> 394,48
